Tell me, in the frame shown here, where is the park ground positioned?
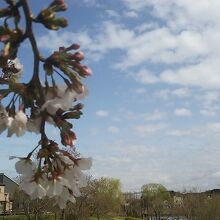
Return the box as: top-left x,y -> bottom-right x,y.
0,215 -> 140,220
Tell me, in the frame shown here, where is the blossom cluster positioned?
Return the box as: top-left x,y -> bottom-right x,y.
36,0 -> 68,30
0,105 -> 27,137
14,154 -> 92,209
0,0 -> 93,209
0,56 -> 87,137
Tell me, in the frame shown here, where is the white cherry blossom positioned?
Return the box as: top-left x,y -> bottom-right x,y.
26,117 -> 41,134
54,187 -> 74,209
0,105 -> 8,134
6,58 -> 23,79
14,154 -> 92,209
77,157 -> 92,170
29,183 -> 47,200
20,178 -> 37,195
7,111 -> 27,137
46,177 -> 70,197
41,86 -> 87,115
13,58 -> 23,75
15,159 -> 36,176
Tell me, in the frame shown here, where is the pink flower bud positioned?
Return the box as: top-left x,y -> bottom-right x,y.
0,35 -> 10,42
55,0 -> 66,7
81,66 -> 92,77
60,20 -> 68,28
66,43 -> 80,51
73,51 -> 85,62
61,130 -> 76,147
73,103 -> 84,111
54,0 -> 65,5
68,51 -> 85,61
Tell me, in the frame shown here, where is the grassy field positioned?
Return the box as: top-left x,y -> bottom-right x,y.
0,214 -> 55,220
0,215 -> 140,220
89,217 -> 140,220
0,216 -> 27,220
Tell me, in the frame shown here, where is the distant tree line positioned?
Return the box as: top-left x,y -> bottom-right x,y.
12,177 -> 123,220
12,179 -> 220,220
123,184 -> 220,220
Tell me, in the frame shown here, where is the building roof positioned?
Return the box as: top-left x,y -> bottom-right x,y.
0,173 -> 18,186
0,173 -> 19,199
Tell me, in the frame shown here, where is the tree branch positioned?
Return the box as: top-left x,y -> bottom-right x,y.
21,0 -> 40,82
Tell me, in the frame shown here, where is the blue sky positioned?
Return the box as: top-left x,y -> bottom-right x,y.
2,0 -> 220,192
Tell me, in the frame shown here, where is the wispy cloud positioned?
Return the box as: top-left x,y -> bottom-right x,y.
96,110 -> 109,117
134,123 -> 167,137
123,10 -> 138,18
142,110 -> 167,121
105,9 -> 120,18
37,3 -> 220,90
108,126 -> 119,133
166,129 -> 191,136
174,108 -> 192,117
200,108 -> 218,117
118,109 -> 167,122
172,88 -> 191,98
136,69 -> 160,84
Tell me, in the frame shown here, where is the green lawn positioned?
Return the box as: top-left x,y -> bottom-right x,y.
0,216 -> 27,220
0,214 -> 55,220
89,217 -> 140,220
0,215 -> 140,220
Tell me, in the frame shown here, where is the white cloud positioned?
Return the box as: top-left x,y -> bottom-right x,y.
116,27 -> 208,70
91,142 -> 173,191
154,88 -> 192,100
117,144 -> 157,158
38,22 -> 135,62
106,10 -> 120,18
135,22 -> 159,33
174,108 -> 192,117
81,0 -> 99,7
84,120 -> 220,191
90,132 -> 220,191
167,129 -> 191,136
124,11 -> 138,18
96,110 -> 109,117
159,59 -> 220,89
213,171 -> 220,177
135,88 -> 147,94
134,62 -> 220,89
119,0 -> 220,89
200,109 -> 217,117
154,89 -> 170,100
122,0 -> 220,29
136,69 -> 159,84
108,126 -> 119,133
142,110 -> 167,121
38,31 -> 92,52
207,123 -> 220,133
122,0 -> 151,11
119,109 -> 166,122
172,88 -> 191,98
134,123 -> 167,137
195,91 -> 220,105
38,0 -> 220,89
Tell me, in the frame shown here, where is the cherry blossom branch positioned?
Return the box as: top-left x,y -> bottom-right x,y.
0,0 -> 93,210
